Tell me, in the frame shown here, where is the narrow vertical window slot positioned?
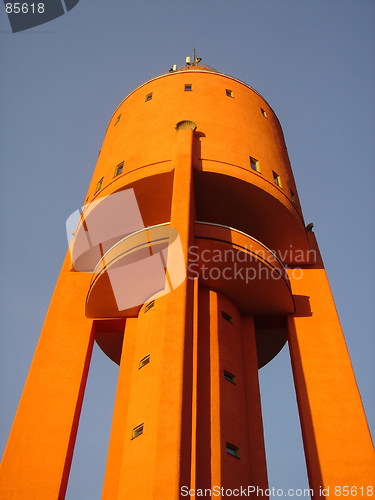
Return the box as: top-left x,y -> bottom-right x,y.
250,156 -> 261,172
272,171 -> 282,187
95,177 -> 104,193
114,161 -> 124,177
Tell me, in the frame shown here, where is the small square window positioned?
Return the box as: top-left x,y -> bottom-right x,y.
272,171 -> 282,187
290,189 -> 296,203
131,423 -> 144,439
226,442 -> 240,458
95,177 -> 104,193
145,300 -> 155,313
226,89 -> 234,98
250,156 -> 260,172
260,108 -> 267,118
222,311 -> 233,324
114,114 -> 121,125
224,370 -> 236,384
184,84 -> 193,91
145,92 -> 153,102
139,355 -> 150,369
114,161 -> 124,177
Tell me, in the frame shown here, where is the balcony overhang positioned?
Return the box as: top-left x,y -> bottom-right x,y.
85,222 -> 294,319
194,169 -> 311,265
85,223 -> 183,318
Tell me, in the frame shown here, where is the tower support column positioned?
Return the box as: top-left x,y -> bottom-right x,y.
287,267 -> 375,496
150,125 -> 196,498
193,288 -> 268,497
0,255 -> 94,500
241,316 -> 269,493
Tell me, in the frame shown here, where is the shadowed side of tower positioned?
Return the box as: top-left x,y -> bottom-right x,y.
0,62 -> 374,500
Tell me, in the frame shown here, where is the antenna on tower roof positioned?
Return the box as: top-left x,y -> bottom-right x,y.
193,47 -> 202,66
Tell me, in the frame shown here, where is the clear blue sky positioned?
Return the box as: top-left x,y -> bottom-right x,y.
0,1 -> 374,498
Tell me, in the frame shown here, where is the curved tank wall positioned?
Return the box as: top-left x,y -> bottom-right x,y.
83,67 -> 310,263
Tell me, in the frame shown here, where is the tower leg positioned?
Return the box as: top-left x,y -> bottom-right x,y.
0,256 -> 94,500
101,318 -> 136,500
288,268 -> 375,496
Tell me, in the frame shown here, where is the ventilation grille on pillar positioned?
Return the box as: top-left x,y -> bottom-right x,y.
175,120 -> 197,131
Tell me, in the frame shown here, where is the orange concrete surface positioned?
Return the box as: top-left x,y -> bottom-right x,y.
0,254 -> 94,499
288,267 -> 375,496
1,64 -> 373,499
241,316 -> 269,492
84,67 -> 308,261
202,290 -> 269,496
101,317 -> 136,499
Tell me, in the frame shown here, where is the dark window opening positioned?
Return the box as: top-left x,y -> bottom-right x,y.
114,161 -> 124,177
95,177 -> 103,193
145,92 -> 153,102
226,442 -> 240,458
260,108 -> 267,118
224,370 -> 236,384
131,423 -> 144,439
222,311 -> 233,324
250,156 -> 260,172
139,355 -> 150,369
272,171 -> 282,187
145,300 -> 155,313
184,84 -> 193,91
226,89 -> 234,97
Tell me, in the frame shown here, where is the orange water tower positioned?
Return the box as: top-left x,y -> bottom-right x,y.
1,59 -> 374,499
